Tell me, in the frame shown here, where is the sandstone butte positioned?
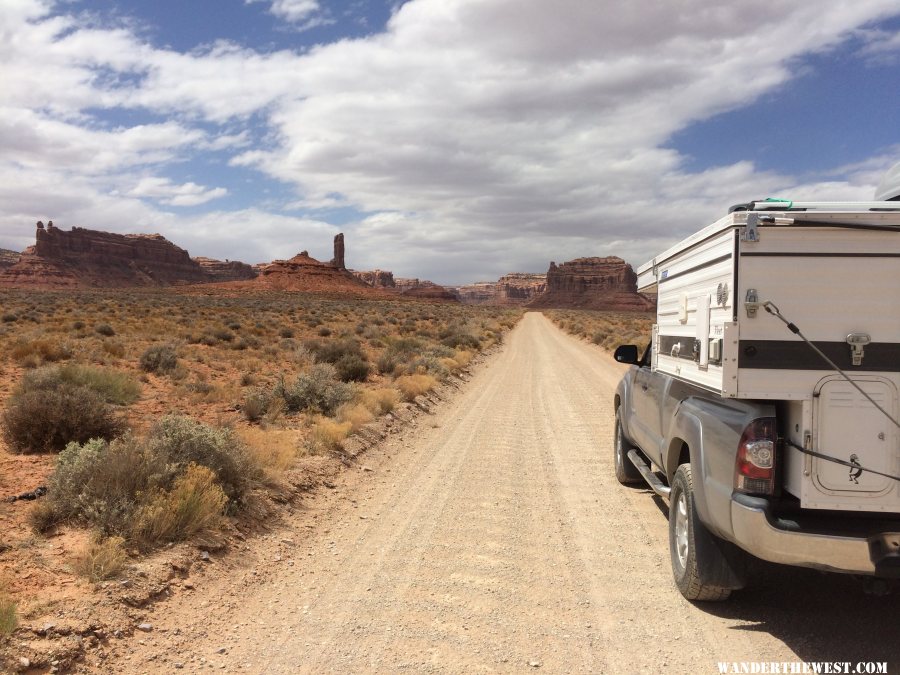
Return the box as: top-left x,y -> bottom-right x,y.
250,233 -> 378,294
527,256 -> 656,312
0,222 -> 257,289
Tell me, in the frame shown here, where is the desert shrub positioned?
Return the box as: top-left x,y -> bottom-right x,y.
334,354 -> 371,382
130,464 -> 226,547
95,323 -> 115,336
139,344 -> 178,373
441,331 -> 480,350
275,364 -> 354,415
376,350 -> 399,375
242,388 -> 272,423
394,374 -> 438,401
0,586 -> 17,636
237,427 -> 298,475
317,326 -> 332,336
147,416 -> 259,503
47,437 -> 168,533
308,338 -> 365,365
408,355 -> 449,379
279,327 -> 294,339
1,313 -> 17,323
72,536 -> 128,582
1,384 -> 127,454
22,364 -> 141,405
212,328 -> 234,342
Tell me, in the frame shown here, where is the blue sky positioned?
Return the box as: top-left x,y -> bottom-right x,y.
1,0 -> 899,284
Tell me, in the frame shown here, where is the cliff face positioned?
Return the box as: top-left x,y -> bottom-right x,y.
352,269 -> 396,288
456,273 -> 546,305
0,222 -> 211,288
527,257 -> 655,311
193,257 -> 258,282
0,248 -> 20,270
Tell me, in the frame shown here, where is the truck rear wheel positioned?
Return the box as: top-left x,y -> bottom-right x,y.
614,408 -> 643,485
669,464 -> 732,601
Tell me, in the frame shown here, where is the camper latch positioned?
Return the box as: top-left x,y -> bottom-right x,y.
745,289 -> 760,318
742,212 -> 760,242
846,333 -> 871,366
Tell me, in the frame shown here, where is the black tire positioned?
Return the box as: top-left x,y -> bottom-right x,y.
668,464 -> 732,601
614,408 -> 643,485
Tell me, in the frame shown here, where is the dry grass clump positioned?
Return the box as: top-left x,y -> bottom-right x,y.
357,387 -> 399,416
26,363 -> 141,405
130,465 -> 226,547
237,427 -> 299,474
307,416 -> 352,455
71,535 -> 128,582
0,583 -> 17,636
394,374 -> 438,401
335,403 -> 374,433
10,337 -> 72,367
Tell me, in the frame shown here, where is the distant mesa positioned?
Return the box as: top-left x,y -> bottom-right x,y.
351,270 -> 459,302
252,236 -> 373,294
527,257 -> 655,311
455,273 -> 547,306
194,257 -> 257,282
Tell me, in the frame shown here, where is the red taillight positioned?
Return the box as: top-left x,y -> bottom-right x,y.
735,417 -> 776,495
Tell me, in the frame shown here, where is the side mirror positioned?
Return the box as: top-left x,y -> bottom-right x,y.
613,344 -> 640,364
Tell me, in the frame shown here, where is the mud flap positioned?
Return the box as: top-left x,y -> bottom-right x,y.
694,518 -> 748,590
869,534 -> 900,579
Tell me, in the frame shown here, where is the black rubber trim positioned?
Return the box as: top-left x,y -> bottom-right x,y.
738,340 -> 900,372
659,254 -> 732,285
741,252 -> 900,258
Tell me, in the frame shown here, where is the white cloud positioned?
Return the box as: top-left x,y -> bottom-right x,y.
1,0 -> 899,282
128,177 -> 228,207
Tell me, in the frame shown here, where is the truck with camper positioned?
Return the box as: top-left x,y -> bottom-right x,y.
613,166 -> 900,601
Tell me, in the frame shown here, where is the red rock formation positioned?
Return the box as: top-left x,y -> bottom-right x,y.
0,248 -> 20,270
329,233 -> 346,270
253,251 -> 374,293
0,222 -> 212,288
352,269 -> 396,288
193,257 -> 258,282
527,257 -> 655,311
456,273 -> 546,305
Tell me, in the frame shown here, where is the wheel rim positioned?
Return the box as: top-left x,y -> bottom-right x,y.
614,418 -> 623,468
674,491 -> 689,569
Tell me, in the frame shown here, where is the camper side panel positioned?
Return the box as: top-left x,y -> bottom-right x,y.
653,230 -> 735,392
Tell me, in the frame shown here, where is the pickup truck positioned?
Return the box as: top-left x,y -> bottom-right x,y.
611,181 -> 900,601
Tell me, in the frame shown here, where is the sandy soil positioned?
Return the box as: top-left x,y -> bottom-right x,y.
93,313 -> 899,673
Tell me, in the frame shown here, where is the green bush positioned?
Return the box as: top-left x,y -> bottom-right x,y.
139,344 -> 178,373
1,384 -> 127,454
147,415 -> 260,502
440,331 -> 480,350
275,364 -> 354,415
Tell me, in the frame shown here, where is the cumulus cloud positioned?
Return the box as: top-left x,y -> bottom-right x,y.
1,0 -> 899,282
127,177 -> 228,207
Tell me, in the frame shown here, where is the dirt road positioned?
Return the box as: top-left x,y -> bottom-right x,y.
116,313 -> 898,673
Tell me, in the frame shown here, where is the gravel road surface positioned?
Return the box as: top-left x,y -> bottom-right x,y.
115,313 -> 898,674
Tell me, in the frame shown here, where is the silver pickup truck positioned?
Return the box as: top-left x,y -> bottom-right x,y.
611,176 -> 900,601
613,343 -> 900,601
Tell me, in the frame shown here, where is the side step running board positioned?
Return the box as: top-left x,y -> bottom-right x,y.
627,449 -> 671,500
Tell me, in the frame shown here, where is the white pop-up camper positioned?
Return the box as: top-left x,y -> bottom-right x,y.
635,197 -> 900,513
